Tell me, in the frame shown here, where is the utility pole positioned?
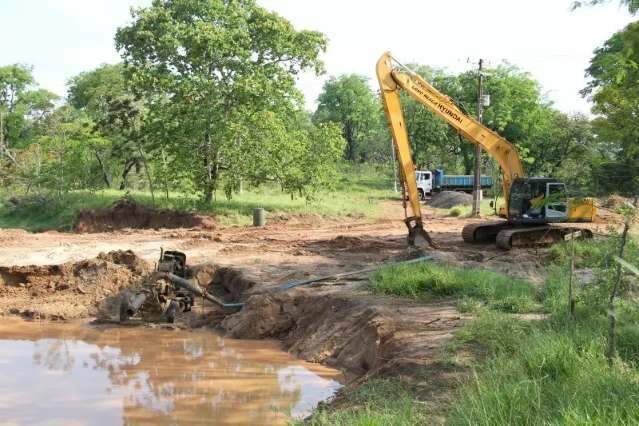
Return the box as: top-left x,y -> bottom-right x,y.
471,59 -> 484,217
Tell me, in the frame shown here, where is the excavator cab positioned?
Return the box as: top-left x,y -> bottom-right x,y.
508,178 -> 568,224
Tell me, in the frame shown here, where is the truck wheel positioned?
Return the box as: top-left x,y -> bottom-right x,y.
418,189 -> 425,201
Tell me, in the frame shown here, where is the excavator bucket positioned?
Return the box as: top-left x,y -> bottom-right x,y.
406,222 -> 438,249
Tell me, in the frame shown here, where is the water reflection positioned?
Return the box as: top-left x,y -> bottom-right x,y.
0,320 -> 342,425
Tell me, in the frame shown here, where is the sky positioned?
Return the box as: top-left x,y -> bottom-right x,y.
0,0 -> 634,114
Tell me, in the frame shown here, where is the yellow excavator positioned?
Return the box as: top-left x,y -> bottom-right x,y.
376,52 -> 596,249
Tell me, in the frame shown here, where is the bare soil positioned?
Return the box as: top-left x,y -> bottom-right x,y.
0,200 -> 618,384
74,197 -> 216,232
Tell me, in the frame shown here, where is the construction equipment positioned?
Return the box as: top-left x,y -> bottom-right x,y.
119,249 -> 228,323
376,52 -> 596,249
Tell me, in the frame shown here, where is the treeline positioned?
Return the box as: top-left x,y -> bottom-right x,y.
0,0 -> 345,203
1,0 -> 638,202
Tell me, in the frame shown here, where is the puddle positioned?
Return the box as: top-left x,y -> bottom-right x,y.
0,319 -> 342,425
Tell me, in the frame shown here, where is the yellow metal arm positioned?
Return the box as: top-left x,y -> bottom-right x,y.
376,52 -> 525,214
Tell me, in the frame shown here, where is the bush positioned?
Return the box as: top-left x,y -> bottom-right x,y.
448,207 -> 462,217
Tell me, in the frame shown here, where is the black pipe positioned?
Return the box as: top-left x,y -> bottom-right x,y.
162,273 -> 227,307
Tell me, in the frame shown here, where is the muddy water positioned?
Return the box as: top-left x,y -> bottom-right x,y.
0,320 -> 342,425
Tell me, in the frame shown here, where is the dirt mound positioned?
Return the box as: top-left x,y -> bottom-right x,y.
602,194 -> 631,210
74,198 -> 216,233
429,191 -> 473,209
0,250 -> 151,320
221,289 -> 460,378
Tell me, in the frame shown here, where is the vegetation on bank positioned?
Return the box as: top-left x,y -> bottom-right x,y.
370,261 -> 539,313
306,235 -> 639,425
0,164 -> 397,231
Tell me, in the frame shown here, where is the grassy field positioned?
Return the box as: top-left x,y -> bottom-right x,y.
0,164 -> 398,231
307,236 -> 639,425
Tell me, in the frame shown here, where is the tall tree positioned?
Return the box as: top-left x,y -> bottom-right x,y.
400,63 -> 562,176
0,64 -> 57,165
583,21 -> 639,195
314,74 -> 383,162
67,64 -> 143,189
115,0 -> 331,202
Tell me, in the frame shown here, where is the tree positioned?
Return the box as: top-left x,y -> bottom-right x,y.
400,63 -> 564,176
573,0 -> 639,14
400,65 -> 458,171
583,21 -> 639,195
67,64 -> 145,189
314,74 -> 384,162
36,106 -> 111,193
0,64 -> 57,165
115,0 -> 331,203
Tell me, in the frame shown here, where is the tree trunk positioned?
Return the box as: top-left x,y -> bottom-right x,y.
137,145 -> 155,206
345,122 -> 356,161
202,132 -> 218,204
94,150 -> 112,188
0,111 -> 18,166
119,158 -> 137,190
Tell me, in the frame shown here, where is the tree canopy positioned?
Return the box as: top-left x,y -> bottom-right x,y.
314,74 -> 385,162
114,0 -> 340,202
583,20 -> 639,195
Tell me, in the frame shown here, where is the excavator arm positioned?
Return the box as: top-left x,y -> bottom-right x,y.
376,52 -> 525,228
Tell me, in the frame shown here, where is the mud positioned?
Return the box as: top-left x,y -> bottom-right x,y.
0,250 -> 151,320
74,197 -> 216,232
0,319 -> 342,425
220,281 -> 461,379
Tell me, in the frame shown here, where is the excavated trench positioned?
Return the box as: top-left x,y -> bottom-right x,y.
0,251 -> 461,382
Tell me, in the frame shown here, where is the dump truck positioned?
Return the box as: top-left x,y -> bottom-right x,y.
416,169 -> 493,199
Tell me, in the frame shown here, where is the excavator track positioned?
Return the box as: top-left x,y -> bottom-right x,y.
462,221 -> 511,243
496,226 -> 593,250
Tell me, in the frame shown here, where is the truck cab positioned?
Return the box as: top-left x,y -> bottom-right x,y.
415,170 -> 432,200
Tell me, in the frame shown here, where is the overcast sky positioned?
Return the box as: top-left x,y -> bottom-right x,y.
1,0 -> 634,114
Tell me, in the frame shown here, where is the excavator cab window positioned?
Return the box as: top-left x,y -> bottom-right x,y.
508,179 -> 531,220
545,183 -> 568,221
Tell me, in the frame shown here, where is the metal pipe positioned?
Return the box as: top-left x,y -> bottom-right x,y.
161,272 -> 227,307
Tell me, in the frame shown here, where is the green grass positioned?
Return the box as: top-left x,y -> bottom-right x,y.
303,237 -> 639,425
0,164 -> 399,232
370,262 -> 540,313
297,378 -> 426,426
447,236 -> 639,426
448,313 -> 639,426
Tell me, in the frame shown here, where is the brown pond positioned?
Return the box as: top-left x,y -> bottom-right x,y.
0,319 -> 342,425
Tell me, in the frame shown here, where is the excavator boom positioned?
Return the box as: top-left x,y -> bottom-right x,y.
376,52 -> 524,210
376,52 -> 594,249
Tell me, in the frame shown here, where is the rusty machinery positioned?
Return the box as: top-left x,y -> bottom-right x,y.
119,249 -> 225,323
